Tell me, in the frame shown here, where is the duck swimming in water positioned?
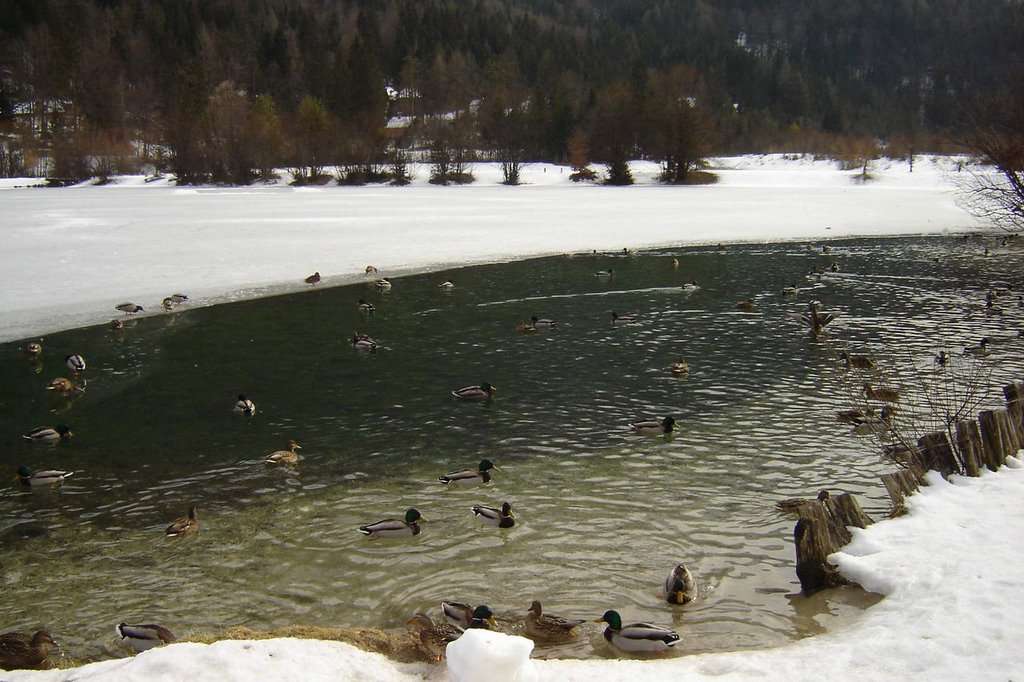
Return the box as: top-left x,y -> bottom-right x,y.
234,394 -> 256,416
471,501 -> 515,528
630,416 -> 677,435
358,299 -> 375,314
65,354 -> 86,374
438,459 -> 498,486
116,623 -> 177,652
664,563 -> 697,605
523,601 -> 585,642
265,440 -> 301,466
17,465 -> 74,486
452,383 -> 496,400
441,601 -> 475,629
165,505 -> 199,537
791,300 -> 838,335
351,332 -> 378,351
358,508 -> 425,538
595,610 -> 680,653
22,425 -> 73,445
612,311 -> 637,325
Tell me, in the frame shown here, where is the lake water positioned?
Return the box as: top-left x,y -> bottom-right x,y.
2,234 -> 1022,663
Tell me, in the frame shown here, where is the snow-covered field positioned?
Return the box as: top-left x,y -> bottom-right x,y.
5,154 -> 1023,681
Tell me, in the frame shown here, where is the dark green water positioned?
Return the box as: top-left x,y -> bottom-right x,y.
2,234 -> 1022,663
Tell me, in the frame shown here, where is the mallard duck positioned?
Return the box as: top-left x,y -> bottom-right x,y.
736,298 -> 756,311
864,383 -> 900,403
664,564 -> 697,605
266,440 -> 301,466
671,258 -> 679,268
594,268 -> 614,278
840,351 -> 876,369
439,280 -> 454,289
162,297 -> 176,311
16,465 -> 74,486
452,383 -> 496,400
234,394 -> 256,416
523,601 -> 585,642
776,490 -> 830,515
22,425 -> 73,445
836,407 -> 873,424
791,300 -> 838,335
441,601 -> 475,629
305,271 -> 321,285
964,337 -> 991,356
165,505 -> 199,536
516,320 -> 537,333
471,501 -> 515,528
595,610 -> 680,653
406,613 -> 462,661
630,416 -> 676,435
64,354 -> 86,374
782,286 -> 799,295
116,623 -> 176,652
0,630 -> 58,670
376,277 -> 392,290
681,280 -> 699,291
351,332 -> 377,351
358,508 -> 424,538
439,459 -> 498,486
116,302 -> 144,314
25,342 -> 43,356
934,350 -> 949,366
169,293 -> 189,304
109,319 -> 124,331
358,299 -> 376,314
851,405 -> 895,435
611,311 -> 637,325
670,359 -> 690,375
365,265 -> 379,276
467,605 -> 498,630
46,377 -> 77,394
530,315 -> 556,328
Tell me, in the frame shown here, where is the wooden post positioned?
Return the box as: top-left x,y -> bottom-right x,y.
794,499 -> 851,593
978,410 -> 1006,470
997,409 -> 1021,457
954,420 -> 984,477
916,431 -> 960,478
1003,381 -> 1024,441
881,469 -> 923,516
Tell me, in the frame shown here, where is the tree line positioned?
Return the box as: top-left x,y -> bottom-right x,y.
1,0 -> 1023,184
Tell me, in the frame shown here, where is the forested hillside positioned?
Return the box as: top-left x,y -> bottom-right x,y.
2,0 -> 1022,182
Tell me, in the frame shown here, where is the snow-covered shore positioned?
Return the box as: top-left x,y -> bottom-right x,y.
0,154 -> 981,343
5,153 -> 1022,681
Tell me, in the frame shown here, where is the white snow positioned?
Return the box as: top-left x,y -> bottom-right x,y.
4,154 -> 1022,681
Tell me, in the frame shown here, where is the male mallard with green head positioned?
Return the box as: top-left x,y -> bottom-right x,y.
452,382 -> 496,400
0,630 -> 58,670
630,416 -> 677,435
165,505 -> 199,537
64,354 -> 86,374
664,563 -> 697,605
116,623 -> 176,652
406,613 -> 463,661
523,601 -> 585,642
358,508 -> 425,538
116,302 -> 144,314
471,501 -> 515,528
438,459 -> 498,486
441,601 -> 475,629
266,440 -> 301,466
467,605 -> 498,630
530,315 -> 556,328
595,610 -> 680,653
233,394 -> 256,416
17,465 -> 74,486
22,425 -> 73,445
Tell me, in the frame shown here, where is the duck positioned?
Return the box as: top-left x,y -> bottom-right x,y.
234,394 -> 256,416
304,271 -> 321,285
351,332 -> 377,352
22,425 -> 73,445
836,407 -> 874,424
467,605 -> 498,630
165,505 -> 199,536
406,613 -> 462,661
116,302 -> 144,314
16,465 -> 74,486
670,359 -> 690,375
516,320 -> 537,333
441,601 -> 475,629
162,297 -> 176,311
365,265 -> 379,276
25,341 -> 43,357
864,383 -> 900,403
265,440 -> 301,466
109,319 -> 124,332
523,601 -> 585,642
438,280 -> 455,289
64,354 -> 86,374
452,382 -> 496,401
630,416 -> 677,435
782,286 -> 799,295
358,299 -> 376,314
851,405 -> 895,435
376,277 -> 393,290
439,459 -> 498,486
595,610 -> 680,653
964,337 -> 991,356
116,623 -> 177,652
46,377 -> 81,394
736,298 -> 756,311
840,351 -> 876,370
530,315 -> 557,328
611,311 -> 637,325
681,280 -> 699,291
471,501 -> 516,528
358,508 -> 424,538
0,630 -> 58,670
791,300 -> 838,335
594,268 -> 614,278
665,563 -> 697,605
168,293 -> 188,304
934,350 -> 949,366
671,258 -> 679,268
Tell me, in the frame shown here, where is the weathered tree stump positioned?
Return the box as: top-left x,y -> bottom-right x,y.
979,409 -> 1008,470
917,431 -> 960,478
1003,381 -> 1024,440
881,469 -> 923,516
793,491 -> 870,593
954,419 -> 984,477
